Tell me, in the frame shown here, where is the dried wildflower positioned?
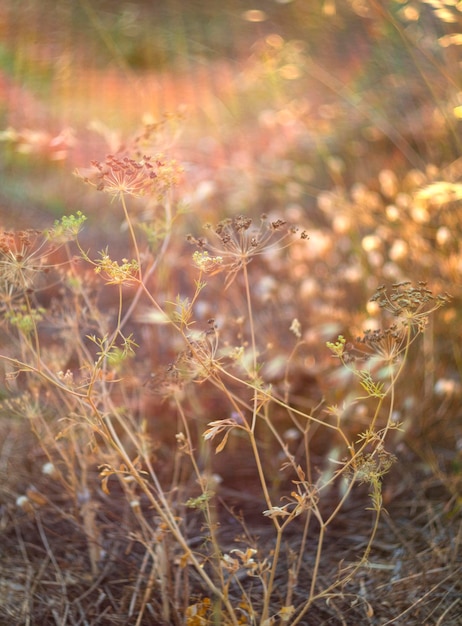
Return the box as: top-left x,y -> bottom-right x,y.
350,446 -> 397,485
94,251 -> 139,284
192,250 -> 223,273
75,153 -> 182,200
0,229 -> 48,290
230,548 -> 258,568
0,216 -> 84,300
77,154 -> 157,199
328,330 -> 398,393
153,325 -> 221,399
189,214 -> 305,287
263,505 -> 292,519
356,325 -> 407,364
46,211 -> 87,243
264,482 -> 319,519
204,414 -> 248,453
173,327 -> 220,383
370,282 -> 451,331
326,335 -> 347,358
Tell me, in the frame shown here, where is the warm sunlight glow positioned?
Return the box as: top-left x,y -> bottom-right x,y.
0,2 -> 459,624
242,9 -> 268,22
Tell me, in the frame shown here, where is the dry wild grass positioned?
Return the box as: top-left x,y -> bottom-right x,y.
0,115 -> 460,626
1,3 -> 462,625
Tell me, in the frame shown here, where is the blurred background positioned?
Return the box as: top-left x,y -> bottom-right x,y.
1,0 -> 461,227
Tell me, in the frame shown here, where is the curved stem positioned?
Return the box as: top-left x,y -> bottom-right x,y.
116,191 -> 173,336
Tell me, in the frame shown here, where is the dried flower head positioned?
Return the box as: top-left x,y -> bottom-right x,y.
172,325 -> 220,384
188,214 -> 307,287
350,445 -> 397,485
0,229 -> 48,290
75,153 -> 182,200
370,281 -> 451,331
76,154 -> 158,199
192,250 -> 223,273
151,322 -> 220,398
94,251 -> 139,284
355,325 -> 407,365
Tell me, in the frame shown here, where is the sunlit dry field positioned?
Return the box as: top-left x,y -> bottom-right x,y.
0,2 -> 461,624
